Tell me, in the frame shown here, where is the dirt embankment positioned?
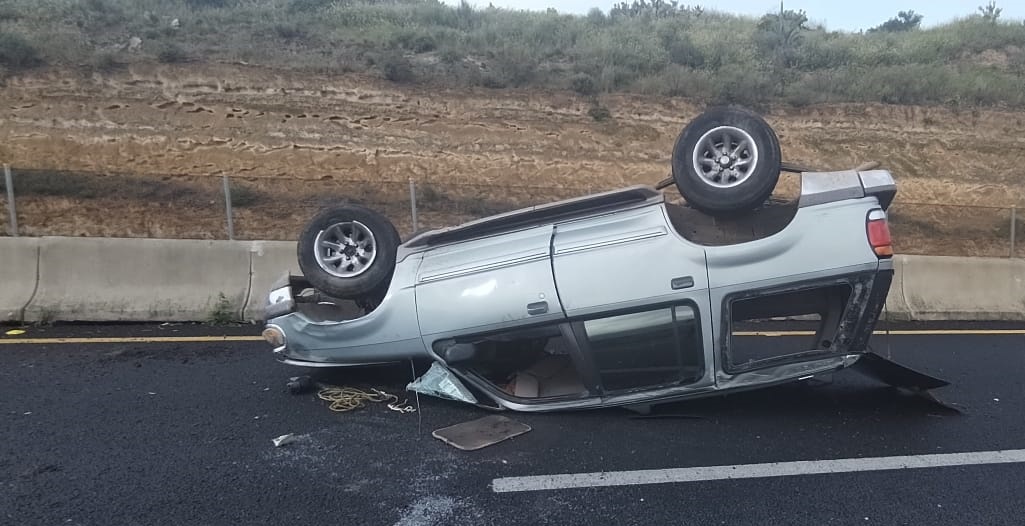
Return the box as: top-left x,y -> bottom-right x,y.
1,64 -> 1023,255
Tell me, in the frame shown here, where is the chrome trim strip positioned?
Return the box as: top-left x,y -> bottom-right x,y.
554,228 -> 667,256
278,358 -> 394,368
418,252 -> 549,283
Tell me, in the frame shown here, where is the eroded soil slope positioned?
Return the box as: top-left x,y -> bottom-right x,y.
1,64 -> 1023,255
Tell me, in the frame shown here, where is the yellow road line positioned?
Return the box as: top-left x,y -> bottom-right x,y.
0,336 -> 265,345
737,330 -> 1025,337
0,330 -> 1022,345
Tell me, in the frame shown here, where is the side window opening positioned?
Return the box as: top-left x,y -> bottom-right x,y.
583,304 -> 704,393
728,284 -> 852,373
441,325 -> 589,400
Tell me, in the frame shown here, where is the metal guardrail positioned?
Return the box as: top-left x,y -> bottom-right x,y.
0,167 -> 1020,258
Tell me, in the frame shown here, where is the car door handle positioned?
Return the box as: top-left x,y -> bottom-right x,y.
527,301 -> 549,315
671,276 -> 695,290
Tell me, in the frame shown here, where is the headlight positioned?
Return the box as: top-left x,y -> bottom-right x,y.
262,325 -> 286,352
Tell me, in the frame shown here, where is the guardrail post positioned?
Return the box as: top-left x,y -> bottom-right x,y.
409,177 -> 419,233
222,174 -> 235,240
3,164 -> 17,237
1011,206 -> 1017,258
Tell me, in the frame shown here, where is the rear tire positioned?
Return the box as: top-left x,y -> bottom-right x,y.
297,205 -> 400,301
671,107 -> 782,216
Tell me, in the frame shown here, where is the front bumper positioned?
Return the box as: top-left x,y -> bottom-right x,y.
261,273 -> 429,367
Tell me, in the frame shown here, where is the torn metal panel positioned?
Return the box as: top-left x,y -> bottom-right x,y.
851,352 -> 950,391
407,362 -> 479,405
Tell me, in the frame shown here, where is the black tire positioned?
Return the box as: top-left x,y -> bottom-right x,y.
671,107 -> 782,216
297,204 -> 400,301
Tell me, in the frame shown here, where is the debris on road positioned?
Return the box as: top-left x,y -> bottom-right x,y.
271,434 -> 298,447
286,375 -> 316,395
317,386 -> 415,414
5,329 -> 26,336
407,362 -> 478,405
432,415 -> 531,451
285,375 -> 414,413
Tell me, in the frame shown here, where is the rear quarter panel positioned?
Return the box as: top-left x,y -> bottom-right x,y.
705,198 -> 881,288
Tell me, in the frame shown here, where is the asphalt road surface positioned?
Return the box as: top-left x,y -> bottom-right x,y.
2,324 -> 1024,526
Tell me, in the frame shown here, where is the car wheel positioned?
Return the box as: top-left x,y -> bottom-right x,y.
297,204 -> 400,301
671,107 -> 782,215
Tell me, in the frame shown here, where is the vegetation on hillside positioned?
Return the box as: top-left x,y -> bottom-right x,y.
1,0 -> 1024,107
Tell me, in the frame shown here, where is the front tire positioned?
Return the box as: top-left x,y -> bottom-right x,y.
297,205 -> 400,301
671,107 -> 782,215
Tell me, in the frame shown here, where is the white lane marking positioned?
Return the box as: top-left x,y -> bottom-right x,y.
492,449 -> 1025,493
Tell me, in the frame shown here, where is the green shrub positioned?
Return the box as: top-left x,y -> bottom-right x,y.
438,46 -> 464,64
156,43 -> 189,64
0,32 -> 42,70
274,23 -> 307,40
666,35 -> 705,68
380,52 -> 414,83
91,51 -> 124,72
410,34 -> 437,53
587,103 -> 611,121
481,45 -> 539,88
570,73 -> 597,95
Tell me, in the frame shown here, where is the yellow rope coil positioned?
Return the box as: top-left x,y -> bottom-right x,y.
316,386 -> 415,413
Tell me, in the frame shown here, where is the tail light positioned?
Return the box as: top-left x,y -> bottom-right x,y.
867,209 -> 893,258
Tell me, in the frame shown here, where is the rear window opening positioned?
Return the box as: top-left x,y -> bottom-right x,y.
441,326 -> 589,400
727,284 -> 852,373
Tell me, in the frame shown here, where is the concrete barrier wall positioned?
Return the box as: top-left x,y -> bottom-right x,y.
1,237 -> 1023,323
0,237 -> 40,321
900,254 -> 1025,321
245,240 -> 299,321
25,237 -> 252,322
881,255 -> 912,322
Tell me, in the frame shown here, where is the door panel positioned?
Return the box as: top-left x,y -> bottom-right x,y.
553,205 -> 715,390
552,206 -> 709,316
416,225 -> 563,338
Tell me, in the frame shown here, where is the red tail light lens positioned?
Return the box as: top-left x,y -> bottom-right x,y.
867,209 -> 893,258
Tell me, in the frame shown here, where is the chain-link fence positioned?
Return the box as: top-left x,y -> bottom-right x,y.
1,165 -> 1020,258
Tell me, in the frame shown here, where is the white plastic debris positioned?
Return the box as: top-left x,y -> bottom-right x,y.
272,434 -> 298,447
407,362 -> 478,405
170,18 -> 180,29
